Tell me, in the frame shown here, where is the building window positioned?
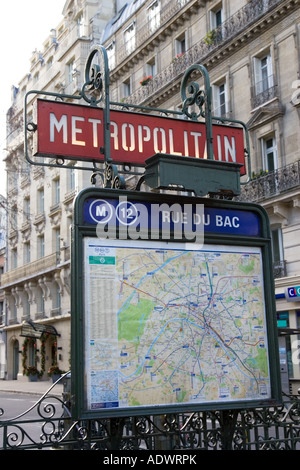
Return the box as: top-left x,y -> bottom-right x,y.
56,285 -> 61,309
124,23 -> 136,54
54,227 -> 61,254
76,13 -> 84,37
210,5 -> 222,29
271,227 -> 286,278
12,248 -> 17,269
52,283 -> 61,312
262,136 -> 277,172
24,242 -> 31,264
122,78 -> 131,98
148,0 -> 160,33
11,206 -> 18,231
53,178 -> 60,205
47,57 -> 53,69
212,81 -> 228,117
252,52 -> 275,107
297,311 -> 300,329
107,42 -> 116,70
23,197 -> 30,223
68,167 -> 76,191
146,57 -> 157,77
37,187 -> 44,214
208,3 -> 223,41
38,234 -> 45,258
67,60 -> 75,85
28,340 -> 37,367
36,287 -> 45,317
254,53 -> 273,95
175,32 -> 186,56
24,293 -> 30,318
271,227 -> 284,264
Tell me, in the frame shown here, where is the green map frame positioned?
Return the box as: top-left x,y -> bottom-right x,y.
71,188 -> 282,419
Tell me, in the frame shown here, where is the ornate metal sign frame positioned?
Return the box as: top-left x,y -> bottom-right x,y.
71,187 -> 282,420
22,45 -> 283,422
24,45 -> 251,192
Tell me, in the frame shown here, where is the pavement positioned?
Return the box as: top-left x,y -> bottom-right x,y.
0,378 -> 64,397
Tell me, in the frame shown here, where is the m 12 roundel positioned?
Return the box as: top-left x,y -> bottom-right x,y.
88,199 -> 139,226
88,200 -> 113,224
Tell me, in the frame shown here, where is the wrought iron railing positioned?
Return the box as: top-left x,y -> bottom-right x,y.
273,260 -> 287,279
251,75 -> 277,108
239,161 -> 300,203
1,376 -> 300,450
119,0 -> 284,106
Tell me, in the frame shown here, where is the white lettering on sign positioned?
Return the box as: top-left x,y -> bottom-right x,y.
153,128 -> 166,153
122,123 -> 135,151
50,113 -> 102,148
41,99 -> 245,170
72,116 -> 85,146
216,215 -> 240,228
110,121 -> 119,150
190,132 -> 203,158
217,135 -> 236,163
88,118 -> 102,147
50,113 -> 68,143
96,206 -> 108,217
138,125 -> 151,152
48,114 -> 217,158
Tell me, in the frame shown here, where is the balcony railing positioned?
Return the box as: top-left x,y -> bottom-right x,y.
273,260 -> 287,279
238,161 -> 300,203
118,0 -> 283,106
251,75 -> 277,108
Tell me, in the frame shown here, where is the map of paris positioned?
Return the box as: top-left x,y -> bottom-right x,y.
84,239 -> 270,411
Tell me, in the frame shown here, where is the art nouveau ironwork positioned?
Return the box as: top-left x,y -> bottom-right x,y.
24,45 -> 251,195
1,376 -> 300,450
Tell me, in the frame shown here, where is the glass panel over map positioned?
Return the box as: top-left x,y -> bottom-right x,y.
83,238 -> 271,412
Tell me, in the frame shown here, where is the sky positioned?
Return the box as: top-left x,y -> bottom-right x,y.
0,0 -> 65,195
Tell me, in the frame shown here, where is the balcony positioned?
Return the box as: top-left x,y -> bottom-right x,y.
251,75 -> 277,109
273,260 -> 287,279
238,161 -> 300,203
116,0 -> 288,107
1,252 -> 60,288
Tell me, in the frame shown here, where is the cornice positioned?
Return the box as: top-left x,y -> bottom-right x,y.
109,0 -> 202,83
120,0 -> 300,108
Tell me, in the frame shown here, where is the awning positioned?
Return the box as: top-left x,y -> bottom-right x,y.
20,320 -> 60,339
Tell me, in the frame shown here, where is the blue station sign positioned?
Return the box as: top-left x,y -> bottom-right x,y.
83,196 -> 261,238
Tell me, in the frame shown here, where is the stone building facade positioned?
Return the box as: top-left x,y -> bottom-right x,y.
2,0 -> 117,381
100,0 -> 300,392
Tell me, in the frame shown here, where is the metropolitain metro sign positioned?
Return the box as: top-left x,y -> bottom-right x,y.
34,99 -> 246,173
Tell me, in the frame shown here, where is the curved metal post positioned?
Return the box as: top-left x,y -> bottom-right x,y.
82,45 -> 111,165
180,64 -> 214,160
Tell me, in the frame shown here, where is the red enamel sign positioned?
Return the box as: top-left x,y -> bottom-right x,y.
34,99 -> 245,173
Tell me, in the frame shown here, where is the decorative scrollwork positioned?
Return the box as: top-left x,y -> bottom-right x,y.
181,81 -> 205,120
180,64 -> 213,160
81,45 -> 109,107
